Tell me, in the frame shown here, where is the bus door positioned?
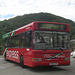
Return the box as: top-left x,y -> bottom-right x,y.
24,30 -> 32,63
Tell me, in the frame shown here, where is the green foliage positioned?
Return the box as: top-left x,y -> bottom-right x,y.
0,12 -> 75,45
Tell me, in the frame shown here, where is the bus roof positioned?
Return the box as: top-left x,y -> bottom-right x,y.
2,21 -> 69,39
2,22 -> 34,39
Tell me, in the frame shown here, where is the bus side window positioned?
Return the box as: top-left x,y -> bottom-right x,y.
3,38 -> 9,48
3,38 -> 7,47
10,36 -> 15,48
25,30 -> 32,48
20,33 -> 25,48
15,35 -> 20,48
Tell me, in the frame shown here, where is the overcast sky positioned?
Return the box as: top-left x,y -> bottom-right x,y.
0,0 -> 75,22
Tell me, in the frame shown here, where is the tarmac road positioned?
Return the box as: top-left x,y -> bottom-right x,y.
0,56 -> 75,75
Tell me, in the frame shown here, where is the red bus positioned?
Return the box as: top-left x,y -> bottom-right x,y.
2,21 -> 70,67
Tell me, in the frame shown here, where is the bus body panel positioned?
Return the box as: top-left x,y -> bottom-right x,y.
31,50 -> 70,67
5,48 -> 33,63
5,48 -> 70,67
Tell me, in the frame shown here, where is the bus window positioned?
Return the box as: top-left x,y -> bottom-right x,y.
33,31 -> 70,50
3,38 -> 9,48
35,32 -> 40,43
15,35 -> 20,48
58,34 -> 63,48
53,34 -> 58,47
20,33 -> 25,48
33,31 -> 53,50
3,38 -> 7,47
25,30 -> 32,48
64,34 -> 70,49
11,36 -> 15,48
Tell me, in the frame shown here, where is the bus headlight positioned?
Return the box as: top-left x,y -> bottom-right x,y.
32,58 -> 42,61
65,57 -> 70,61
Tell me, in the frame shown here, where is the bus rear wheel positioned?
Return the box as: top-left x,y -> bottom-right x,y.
4,53 -> 7,61
20,56 -> 24,68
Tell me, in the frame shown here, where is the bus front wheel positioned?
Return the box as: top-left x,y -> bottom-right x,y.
20,56 -> 24,68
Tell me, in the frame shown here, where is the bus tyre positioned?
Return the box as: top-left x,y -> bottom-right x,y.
4,53 -> 7,61
20,56 -> 24,68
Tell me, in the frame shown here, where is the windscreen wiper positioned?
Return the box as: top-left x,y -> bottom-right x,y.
60,47 -> 63,51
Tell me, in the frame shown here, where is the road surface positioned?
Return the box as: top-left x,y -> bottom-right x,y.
0,56 -> 75,75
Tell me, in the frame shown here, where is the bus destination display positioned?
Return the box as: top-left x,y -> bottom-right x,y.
38,23 -> 67,30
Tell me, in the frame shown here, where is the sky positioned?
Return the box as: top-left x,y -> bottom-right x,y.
0,0 -> 75,22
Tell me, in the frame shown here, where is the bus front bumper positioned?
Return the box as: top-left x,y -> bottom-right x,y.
31,61 -> 70,67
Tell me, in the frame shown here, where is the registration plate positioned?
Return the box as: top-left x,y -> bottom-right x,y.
49,63 -> 58,66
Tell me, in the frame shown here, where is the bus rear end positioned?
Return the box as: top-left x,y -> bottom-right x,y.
31,22 -> 70,67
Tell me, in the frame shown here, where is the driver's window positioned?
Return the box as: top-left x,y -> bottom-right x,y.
35,32 -> 40,43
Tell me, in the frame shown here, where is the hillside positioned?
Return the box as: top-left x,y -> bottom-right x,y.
0,12 -> 75,45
